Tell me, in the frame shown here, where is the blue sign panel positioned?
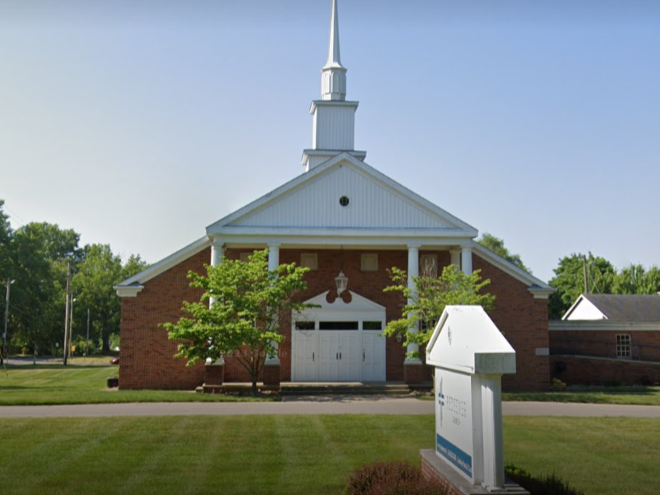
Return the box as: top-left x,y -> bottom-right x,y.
436,433 -> 472,478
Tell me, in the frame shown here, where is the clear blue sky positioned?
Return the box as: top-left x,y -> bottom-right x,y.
1,1 -> 658,283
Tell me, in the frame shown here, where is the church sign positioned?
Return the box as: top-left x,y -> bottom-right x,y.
426,306 -> 516,490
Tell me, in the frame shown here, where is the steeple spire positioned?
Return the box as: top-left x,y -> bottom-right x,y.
321,0 -> 347,101
302,0 -> 366,171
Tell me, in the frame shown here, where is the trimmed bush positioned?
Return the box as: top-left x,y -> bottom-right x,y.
506,464 -> 585,495
346,460 -> 446,495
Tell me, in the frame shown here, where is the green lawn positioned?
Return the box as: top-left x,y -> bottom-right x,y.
503,386 -> 660,406
0,415 -> 655,495
0,365 -> 272,405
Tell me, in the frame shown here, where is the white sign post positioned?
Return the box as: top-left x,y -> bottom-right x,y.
425,306 -> 517,492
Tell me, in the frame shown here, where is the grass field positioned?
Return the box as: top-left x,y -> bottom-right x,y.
4,364 -> 660,406
503,386 -> 660,405
0,365 -> 272,405
0,415 -> 656,495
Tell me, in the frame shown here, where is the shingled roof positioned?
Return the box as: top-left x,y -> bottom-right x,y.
582,294 -> 660,321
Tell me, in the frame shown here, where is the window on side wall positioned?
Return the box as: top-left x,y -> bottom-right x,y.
616,334 -> 631,359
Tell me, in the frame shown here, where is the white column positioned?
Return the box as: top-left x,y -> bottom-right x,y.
266,243 -> 281,365
481,375 -> 505,490
209,241 -> 224,307
405,245 -> 422,364
268,243 -> 280,272
208,240 -> 225,364
450,248 -> 461,268
461,246 -> 473,275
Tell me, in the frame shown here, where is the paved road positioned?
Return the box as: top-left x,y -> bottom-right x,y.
1,397 -> 660,418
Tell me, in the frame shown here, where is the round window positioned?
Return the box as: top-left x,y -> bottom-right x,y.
339,196 -> 350,207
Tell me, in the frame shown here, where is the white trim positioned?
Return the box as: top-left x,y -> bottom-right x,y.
115,284 -> 144,298
471,242 -> 554,295
549,320 -> 660,332
115,236 -> 210,289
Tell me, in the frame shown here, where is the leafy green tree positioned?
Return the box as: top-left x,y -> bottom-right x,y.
383,264 -> 496,360
71,244 -> 123,352
477,232 -> 531,273
162,249 -> 312,393
71,247 -> 149,353
0,200 -> 13,281
613,264 -> 660,295
8,223 -> 81,354
548,253 -> 616,319
120,254 -> 149,281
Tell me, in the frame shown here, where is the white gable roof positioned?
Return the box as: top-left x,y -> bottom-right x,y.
207,153 -> 477,241
562,295 -> 607,320
426,306 -> 516,375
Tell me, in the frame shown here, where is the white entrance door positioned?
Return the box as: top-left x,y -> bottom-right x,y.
317,331 -> 362,381
292,290 -> 387,382
318,332 -> 340,381
295,329 -> 318,381
338,332 -> 361,381
362,332 -> 386,382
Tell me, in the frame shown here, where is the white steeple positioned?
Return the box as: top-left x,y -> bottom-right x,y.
302,0 -> 366,171
321,0 -> 347,101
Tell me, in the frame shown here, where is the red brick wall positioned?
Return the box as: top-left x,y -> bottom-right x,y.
119,247 -> 550,390
551,355 -> 660,386
474,256 -> 550,391
551,330 -> 660,362
119,248 -> 209,389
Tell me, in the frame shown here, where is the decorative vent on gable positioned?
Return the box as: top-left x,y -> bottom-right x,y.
301,253 -> 318,271
361,254 -> 378,272
420,254 -> 438,277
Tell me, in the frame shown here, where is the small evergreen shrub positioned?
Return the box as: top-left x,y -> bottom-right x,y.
506,464 -> 585,495
346,460 -> 446,495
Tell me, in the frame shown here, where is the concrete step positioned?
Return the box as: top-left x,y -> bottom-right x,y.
280,381 -> 432,396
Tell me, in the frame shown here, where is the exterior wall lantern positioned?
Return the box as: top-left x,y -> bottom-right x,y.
335,270 -> 348,295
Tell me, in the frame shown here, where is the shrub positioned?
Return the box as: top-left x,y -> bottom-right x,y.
505,464 -> 585,495
346,460 -> 446,495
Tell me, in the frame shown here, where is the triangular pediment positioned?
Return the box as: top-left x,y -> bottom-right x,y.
207,153 -> 477,237
303,290 -> 386,312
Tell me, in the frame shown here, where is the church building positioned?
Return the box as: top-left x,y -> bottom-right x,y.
115,0 -> 553,391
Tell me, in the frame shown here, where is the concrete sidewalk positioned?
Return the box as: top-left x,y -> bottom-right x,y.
1,397 -> 660,418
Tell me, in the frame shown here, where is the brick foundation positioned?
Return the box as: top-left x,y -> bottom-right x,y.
263,363 -> 281,388
205,363 -> 225,385
404,363 -> 425,384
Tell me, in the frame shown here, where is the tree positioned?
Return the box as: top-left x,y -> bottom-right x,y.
162,249 -> 312,393
8,222 -> 81,354
612,264 -> 660,295
383,264 -> 496,360
477,233 -> 531,273
71,244 -> 123,352
0,200 -> 13,281
548,253 -> 616,319
120,254 -> 149,281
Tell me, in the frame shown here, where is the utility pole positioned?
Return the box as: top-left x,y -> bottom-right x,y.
583,257 -> 590,295
63,260 -> 71,366
2,279 -> 14,365
85,308 -> 90,356
68,297 -> 76,361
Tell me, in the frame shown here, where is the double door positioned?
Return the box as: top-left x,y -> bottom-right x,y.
293,327 -> 385,382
